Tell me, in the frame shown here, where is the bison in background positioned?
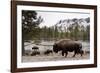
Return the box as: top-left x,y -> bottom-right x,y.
31,46 -> 40,56
53,39 -> 84,57
44,49 -> 53,55
31,51 -> 40,56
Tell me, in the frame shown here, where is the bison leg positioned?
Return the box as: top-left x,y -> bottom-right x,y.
80,50 -> 84,56
62,51 -> 68,57
65,52 -> 68,57
62,51 -> 64,56
73,51 -> 77,57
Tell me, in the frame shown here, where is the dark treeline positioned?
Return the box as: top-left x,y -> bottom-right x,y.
22,10 -> 90,41
37,24 -> 90,41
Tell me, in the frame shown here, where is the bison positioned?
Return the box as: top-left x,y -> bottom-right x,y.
53,39 -> 84,57
44,49 -> 53,55
31,51 -> 40,56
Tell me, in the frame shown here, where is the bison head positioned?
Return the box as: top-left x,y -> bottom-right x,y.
79,49 -> 84,56
76,43 -> 84,56
53,43 -> 59,53
79,43 -> 82,49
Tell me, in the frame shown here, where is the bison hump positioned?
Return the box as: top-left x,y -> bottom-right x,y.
55,39 -> 81,47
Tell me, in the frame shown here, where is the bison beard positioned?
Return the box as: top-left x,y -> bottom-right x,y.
53,39 -> 83,57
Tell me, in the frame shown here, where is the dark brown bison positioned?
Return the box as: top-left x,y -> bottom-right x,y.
31,51 -> 40,56
53,39 -> 84,57
44,49 -> 53,55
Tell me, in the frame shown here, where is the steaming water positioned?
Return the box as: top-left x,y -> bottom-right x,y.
24,40 -> 90,54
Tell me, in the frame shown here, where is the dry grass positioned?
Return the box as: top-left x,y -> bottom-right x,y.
22,52 -> 90,62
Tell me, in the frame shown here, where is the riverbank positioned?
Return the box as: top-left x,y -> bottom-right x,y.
22,53 -> 89,62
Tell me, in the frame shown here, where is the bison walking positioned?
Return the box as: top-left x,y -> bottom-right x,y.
53,39 -> 84,57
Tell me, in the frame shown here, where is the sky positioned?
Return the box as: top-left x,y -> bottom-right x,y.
36,10 -> 90,27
